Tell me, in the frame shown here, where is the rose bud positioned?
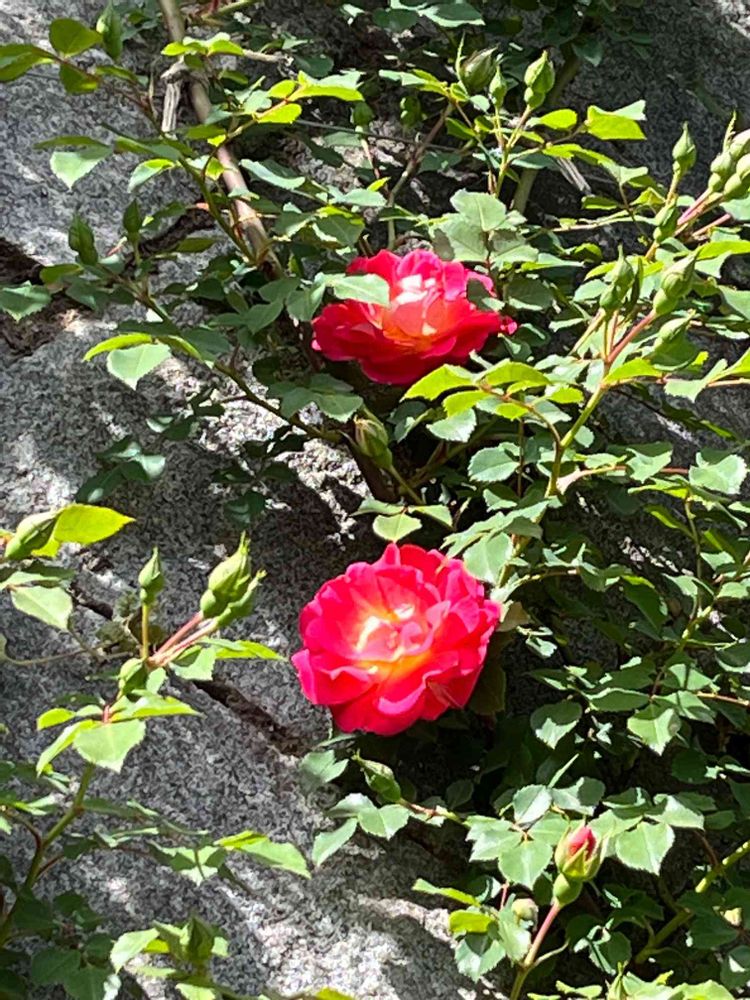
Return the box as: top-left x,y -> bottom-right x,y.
554,824 -> 601,881
354,410 -> 394,471
511,897 -> 538,924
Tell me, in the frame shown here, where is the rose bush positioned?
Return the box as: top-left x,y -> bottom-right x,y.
292,543 -> 500,734
311,249 -> 517,384
3,1 -> 750,999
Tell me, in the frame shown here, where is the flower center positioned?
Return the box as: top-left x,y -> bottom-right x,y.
354,602 -> 428,676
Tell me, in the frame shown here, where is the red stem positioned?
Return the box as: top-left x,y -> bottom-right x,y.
524,901 -> 561,969
153,611 -> 204,659
607,310 -> 656,365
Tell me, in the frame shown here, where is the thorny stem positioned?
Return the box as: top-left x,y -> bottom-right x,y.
634,836 -> 750,964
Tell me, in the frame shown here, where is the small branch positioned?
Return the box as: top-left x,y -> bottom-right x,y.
606,310 -> 657,365
157,0 -> 282,275
635,835 -> 750,963
512,51 -> 582,215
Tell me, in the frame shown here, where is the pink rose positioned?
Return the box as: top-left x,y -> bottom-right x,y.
291,543 -> 501,735
311,249 -> 517,385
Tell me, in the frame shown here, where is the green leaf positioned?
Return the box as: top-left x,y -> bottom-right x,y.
615,821 -> 674,874
61,966 -> 120,1000
30,946 -> 80,985
373,511 -> 421,541
49,18 -> 101,57
207,638 -> 281,660
11,586 -> 72,631
536,108 -> 578,130
312,818 -> 358,866
110,929 -> 160,972
469,443 -> 520,484
498,838 -> 552,888
97,2 -> 123,60
50,144 -> 111,189
83,334 -> 152,360
449,910 -> 493,935
626,443 -> 673,483
73,720 -> 146,772
357,804 -> 410,839
450,190 -> 507,231
513,785 -> 552,826
462,533 -> 513,585
53,504 -> 134,545
627,703 -> 680,755
531,702 -> 582,748
690,449 -> 748,496
0,282 -> 51,321
328,273 -> 390,306
403,364 -> 472,400
107,343 -> 171,389
295,72 -> 363,101
37,707 -> 77,730
504,276 -> 554,311
218,831 -> 309,878
585,102 -> 646,141
412,879 -> 480,907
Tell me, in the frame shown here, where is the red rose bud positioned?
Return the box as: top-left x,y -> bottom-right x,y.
567,825 -> 597,859
554,825 -> 601,881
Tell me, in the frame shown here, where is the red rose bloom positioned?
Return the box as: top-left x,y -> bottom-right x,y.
291,543 -> 501,735
311,249 -> 517,385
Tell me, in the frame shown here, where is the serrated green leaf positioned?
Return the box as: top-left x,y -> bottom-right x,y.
531,702 -> 582,748
50,144 -> 110,189
11,585 -> 72,631
107,343 -> 171,389
49,18 -> 101,57
0,282 -> 51,320
73,720 -> 146,772
615,821 -> 674,874
312,818 -> 358,866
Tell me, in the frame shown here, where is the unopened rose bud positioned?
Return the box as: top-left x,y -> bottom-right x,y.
138,547 -> 164,608
554,824 -> 602,882
653,202 -> 680,243
728,128 -> 750,160
600,251 -> 636,313
652,254 -> 696,316
511,897 -> 538,923
709,149 -> 737,192
672,123 -> 697,179
4,511 -> 58,561
354,410 -> 394,471
200,535 -> 252,619
523,51 -> 555,111
489,68 -> 508,108
552,872 -> 584,908
721,152 -> 750,200
459,47 -> 497,95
